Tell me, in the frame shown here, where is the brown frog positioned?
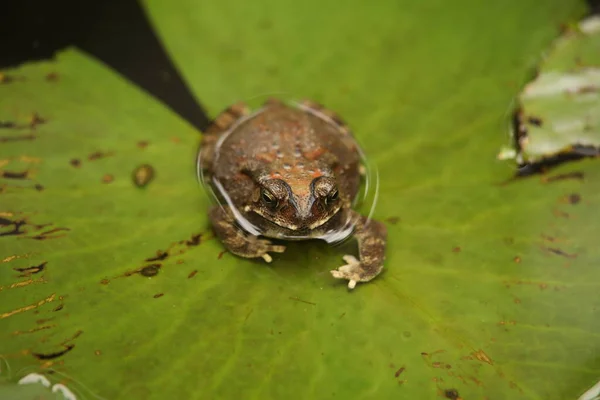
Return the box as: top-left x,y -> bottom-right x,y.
198,98 -> 387,289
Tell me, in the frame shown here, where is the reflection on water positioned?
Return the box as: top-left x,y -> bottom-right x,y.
196,96 -> 379,245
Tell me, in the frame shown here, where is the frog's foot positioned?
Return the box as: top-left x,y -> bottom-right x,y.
247,237 -> 286,263
330,255 -> 371,290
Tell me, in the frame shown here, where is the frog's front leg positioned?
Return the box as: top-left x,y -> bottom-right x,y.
330,211 -> 387,289
209,206 -> 286,262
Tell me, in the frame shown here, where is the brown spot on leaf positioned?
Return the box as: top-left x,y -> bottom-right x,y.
2,170 -> 30,179
0,134 -> 36,143
137,140 -> 149,149
29,113 -> 46,129
145,250 -> 168,262
527,116 -> 543,126
513,256 -> 521,263
32,344 -> 74,360
95,350 -> 101,356
552,209 -> 570,218
70,159 -> 81,168
452,246 -> 461,253
88,151 -> 115,161
472,349 -> 493,365
541,171 -> 584,183
46,72 -> 59,81
29,227 -> 70,240
185,233 -> 202,246
218,250 -> 226,259
0,121 -> 16,128
394,367 -> 405,378
188,270 -> 198,279
133,164 -> 155,188
140,264 -> 161,277
99,279 -> 110,285
385,216 -> 400,225
567,193 -> 581,204
545,247 -> 577,259
34,184 -> 44,191
444,388 -> 460,400
102,174 -> 114,184
1,293 -> 56,319
153,293 -> 164,299
289,296 -> 316,306
13,261 -> 47,277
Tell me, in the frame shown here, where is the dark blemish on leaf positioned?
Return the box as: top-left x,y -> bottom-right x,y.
70,159 -> 81,168
95,350 -> 101,356
140,264 -> 161,277
53,304 -> 64,312
2,170 -> 29,179
444,389 -> 460,399
133,164 -> 155,188
29,113 -> 46,129
552,209 -> 570,219
394,367 -> 405,378
452,246 -> 461,253
176,259 -> 184,264
100,279 -> 110,285
471,349 -> 493,365
188,270 -> 198,279
29,227 -> 70,240
102,174 -> 114,184
46,72 -> 59,82
34,184 -> 44,191
145,250 -> 168,262
527,116 -> 543,126
0,73 -> 17,84
546,247 -> 577,259
13,261 -> 47,277
218,250 -> 226,259
402,331 -> 411,338
0,134 -> 37,143
88,151 -> 115,161
137,140 -> 149,149
32,344 -> 74,360
153,293 -> 164,299
541,171 -> 584,183
185,233 -> 202,246
513,256 -> 521,263
0,218 -> 27,237
541,234 -> 557,242
0,121 -> 16,129
385,216 -> 400,225
567,193 -> 581,204
339,312 -> 346,319
289,296 -> 316,306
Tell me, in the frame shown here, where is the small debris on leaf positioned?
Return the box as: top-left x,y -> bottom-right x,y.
133,164 -> 155,188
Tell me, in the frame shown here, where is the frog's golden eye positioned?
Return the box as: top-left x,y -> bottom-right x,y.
261,188 -> 278,208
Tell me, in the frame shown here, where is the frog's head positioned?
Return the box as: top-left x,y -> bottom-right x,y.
248,175 -> 342,232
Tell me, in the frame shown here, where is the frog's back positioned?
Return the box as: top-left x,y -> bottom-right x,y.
214,102 -> 361,202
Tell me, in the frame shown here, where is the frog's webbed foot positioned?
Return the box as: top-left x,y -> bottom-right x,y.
331,255 -> 363,289
209,206 -> 286,262
330,211 -> 387,289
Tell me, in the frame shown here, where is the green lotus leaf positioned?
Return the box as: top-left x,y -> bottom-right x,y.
1,1 -> 598,399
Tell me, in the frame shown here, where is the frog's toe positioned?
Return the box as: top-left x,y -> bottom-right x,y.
330,255 -> 362,289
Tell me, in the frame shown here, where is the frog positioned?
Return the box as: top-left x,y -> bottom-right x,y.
197,98 -> 387,289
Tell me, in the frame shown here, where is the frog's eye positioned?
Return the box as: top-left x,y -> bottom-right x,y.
325,188 -> 339,205
261,189 -> 278,208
